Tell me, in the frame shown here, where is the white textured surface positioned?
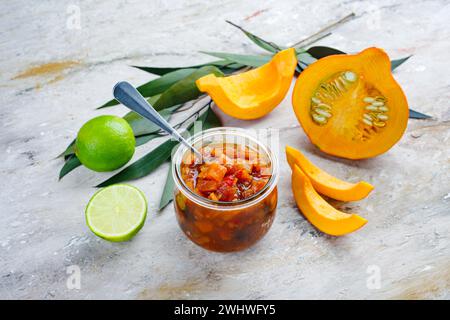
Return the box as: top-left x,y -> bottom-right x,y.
1,0 -> 449,299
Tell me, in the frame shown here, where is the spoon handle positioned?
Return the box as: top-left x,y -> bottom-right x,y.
113,81 -> 201,157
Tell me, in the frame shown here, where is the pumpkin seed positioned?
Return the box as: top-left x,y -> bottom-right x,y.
365,105 -> 378,111
363,114 -> 374,121
315,109 -> 332,118
337,77 -> 348,89
316,92 -> 332,100
372,101 -> 384,107
363,97 -> 375,103
377,114 -> 389,121
311,97 -> 321,104
362,118 -> 373,126
326,87 -> 338,99
373,121 -> 386,127
334,79 -> 344,93
344,71 -> 357,82
330,83 -> 341,97
312,114 -> 327,124
378,106 -> 389,112
320,84 -> 334,98
317,103 -> 331,110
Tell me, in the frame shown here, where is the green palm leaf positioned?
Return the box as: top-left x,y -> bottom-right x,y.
153,66 -> 223,111
98,68 -> 196,109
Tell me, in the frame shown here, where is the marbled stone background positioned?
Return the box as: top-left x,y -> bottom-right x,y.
1,0 -> 449,299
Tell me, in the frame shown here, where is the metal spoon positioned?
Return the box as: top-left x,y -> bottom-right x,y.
113,81 -> 202,158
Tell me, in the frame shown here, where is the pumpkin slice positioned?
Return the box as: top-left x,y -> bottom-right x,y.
292,165 -> 367,236
196,48 -> 297,120
286,145 -> 373,201
292,47 -> 408,159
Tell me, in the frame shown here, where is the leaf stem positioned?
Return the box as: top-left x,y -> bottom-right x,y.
225,20 -> 282,52
295,32 -> 332,49
291,12 -> 356,48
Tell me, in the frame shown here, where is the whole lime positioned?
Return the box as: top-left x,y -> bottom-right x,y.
75,115 -> 135,172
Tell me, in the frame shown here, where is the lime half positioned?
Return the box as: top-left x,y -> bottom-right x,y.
85,184 -> 147,242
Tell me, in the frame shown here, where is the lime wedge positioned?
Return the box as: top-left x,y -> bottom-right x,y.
85,184 -> 147,242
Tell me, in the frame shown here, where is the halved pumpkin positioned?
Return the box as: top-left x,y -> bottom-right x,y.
292,47 -> 408,159
286,145 -> 373,201
292,165 -> 367,236
196,48 -> 297,120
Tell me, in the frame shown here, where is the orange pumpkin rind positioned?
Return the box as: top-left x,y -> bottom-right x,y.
286,145 -> 374,201
196,48 -> 297,120
292,47 -> 409,159
291,164 -> 367,236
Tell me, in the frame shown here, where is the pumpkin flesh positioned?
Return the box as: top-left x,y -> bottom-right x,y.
292,47 -> 408,159
196,48 -> 297,120
291,165 -> 367,236
286,145 -> 373,201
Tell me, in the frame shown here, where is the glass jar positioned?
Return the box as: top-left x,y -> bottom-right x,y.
172,127 -> 278,252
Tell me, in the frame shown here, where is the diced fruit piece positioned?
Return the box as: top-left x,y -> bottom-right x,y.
236,158 -> 253,172
176,193 -> 186,211
252,178 -> 268,193
291,165 -> 367,236
217,186 -> 238,202
286,145 -> 374,201
242,178 -> 268,199
227,164 -> 242,175
219,230 -> 233,240
208,192 -> 219,201
235,169 -> 252,184
197,179 -> 219,193
198,163 -> 227,182
195,220 -> 214,233
221,175 -> 237,187
196,236 -> 210,244
252,163 -> 271,177
184,178 -> 195,190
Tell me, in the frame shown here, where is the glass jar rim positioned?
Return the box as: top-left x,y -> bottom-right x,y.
172,127 -> 279,211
